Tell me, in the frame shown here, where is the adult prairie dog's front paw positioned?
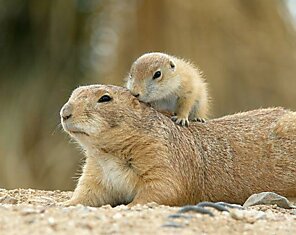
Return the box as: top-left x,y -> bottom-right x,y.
171,116 -> 189,127
60,198 -> 82,207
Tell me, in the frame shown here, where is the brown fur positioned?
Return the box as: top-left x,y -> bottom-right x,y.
60,84 -> 296,207
125,52 -> 209,126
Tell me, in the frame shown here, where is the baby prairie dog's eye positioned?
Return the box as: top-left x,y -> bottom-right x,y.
98,94 -> 112,103
152,70 -> 162,80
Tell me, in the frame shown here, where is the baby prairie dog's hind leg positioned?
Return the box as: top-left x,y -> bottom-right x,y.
172,95 -> 197,127
190,103 -> 207,123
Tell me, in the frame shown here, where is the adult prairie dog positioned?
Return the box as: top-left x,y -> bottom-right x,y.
60,85 -> 296,207
125,52 -> 209,126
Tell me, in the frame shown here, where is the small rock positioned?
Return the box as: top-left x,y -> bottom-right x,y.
10,189 -> 19,193
1,204 -> 13,209
243,192 -> 294,209
101,204 -> 112,209
114,205 -> 128,211
61,207 -> 71,213
265,210 -> 280,221
48,217 -> 58,230
77,222 -> 93,230
85,206 -> 98,212
0,195 -> 18,204
113,213 -> 123,219
24,217 -> 35,224
48,217 -> 56,225
230,209 -> 266,223
230,209 -> 244,220
146,202 -> 159,208
28,196 -> 55,205
130,204 -> 143,211
141,205 -> 149,209
20,206 -> 45,215
110,224 -> 120,233
243,224 -> 253,231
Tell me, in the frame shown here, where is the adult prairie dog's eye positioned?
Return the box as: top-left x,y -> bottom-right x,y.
98,95 -> 112,103
152,70 -> 162,79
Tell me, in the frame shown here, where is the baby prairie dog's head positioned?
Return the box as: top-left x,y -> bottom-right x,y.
60,85 -> 143,149
126,52 -> 179,102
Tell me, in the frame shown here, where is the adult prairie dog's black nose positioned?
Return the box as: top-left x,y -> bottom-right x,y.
61,103 -> 73,121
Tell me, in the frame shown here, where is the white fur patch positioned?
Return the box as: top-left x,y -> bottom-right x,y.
151,95 -> 178,113
125,79 -> 133,90
97,154 -> 137,203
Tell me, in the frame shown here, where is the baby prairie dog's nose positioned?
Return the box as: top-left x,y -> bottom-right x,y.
130,91 -> 140,98
133,93 -> 140,98
60,103 -> 73,121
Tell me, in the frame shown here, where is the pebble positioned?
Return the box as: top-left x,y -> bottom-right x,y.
48,217 -> 56,225
114,205 -> 129,211
20,206 -> 45,215
230,209 -> 266,223
130,204 -> 144,211
101,204 -> 112,209
146,202 -> 159,208
28,196 -> 55,205
24,217 -> 35,224
86,206 -> 98,212
0,195 -> 18,204
243,192 -> 294,209
113,213 -> 123,220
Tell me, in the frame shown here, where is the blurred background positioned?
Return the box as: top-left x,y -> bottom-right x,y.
1,0 -> 296,190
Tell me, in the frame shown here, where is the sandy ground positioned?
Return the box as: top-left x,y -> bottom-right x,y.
0,189 -> 296,235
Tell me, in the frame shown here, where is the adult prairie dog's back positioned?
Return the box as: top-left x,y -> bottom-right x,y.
125,52 -> 209,126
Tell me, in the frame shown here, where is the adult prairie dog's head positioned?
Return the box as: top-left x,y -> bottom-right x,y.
126,52 -> 178,102
60,85 -> 143,149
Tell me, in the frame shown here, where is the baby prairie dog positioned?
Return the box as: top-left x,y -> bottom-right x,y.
125,52 -> 209,126
61,85 -> 296,207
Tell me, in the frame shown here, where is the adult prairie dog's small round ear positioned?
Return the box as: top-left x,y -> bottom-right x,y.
169,60 -> 176,70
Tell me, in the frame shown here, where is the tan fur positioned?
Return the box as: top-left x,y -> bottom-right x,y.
125,52 -> 209,126
61,85 -> 296,207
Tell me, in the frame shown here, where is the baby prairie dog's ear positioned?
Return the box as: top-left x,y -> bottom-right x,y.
123,74 -> 131,86
123,76 -> 128,83
169,60 -> 176,71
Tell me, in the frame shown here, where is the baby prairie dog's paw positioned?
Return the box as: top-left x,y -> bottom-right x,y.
192,117 -> 206,123
171,116 -> 189,127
